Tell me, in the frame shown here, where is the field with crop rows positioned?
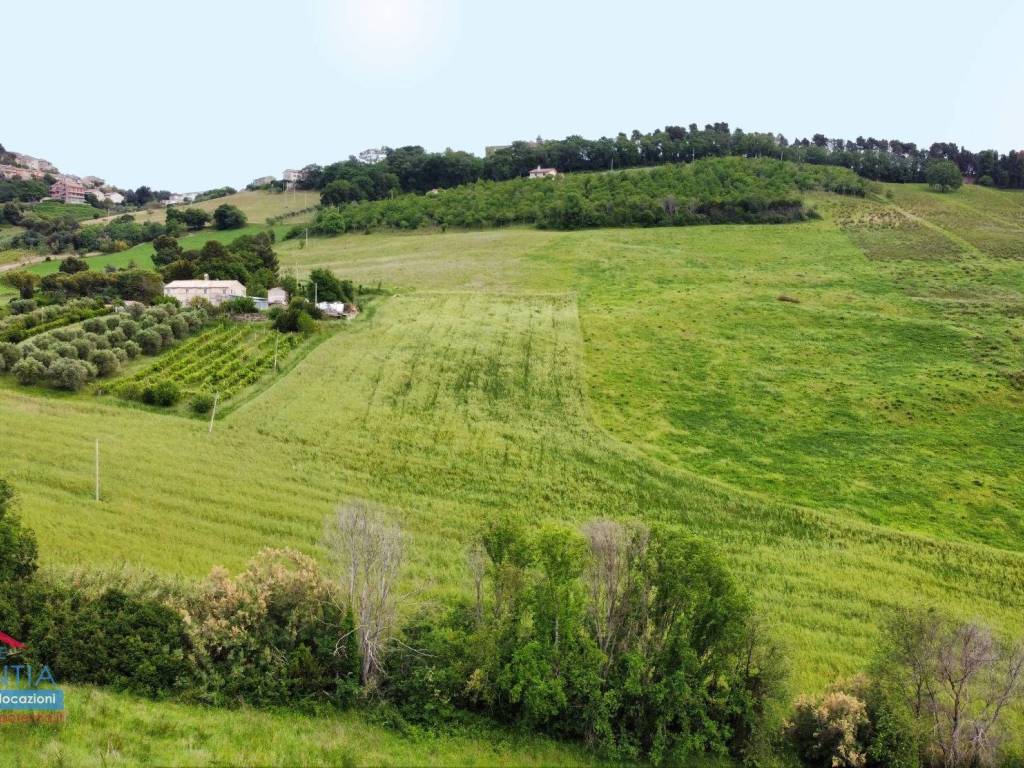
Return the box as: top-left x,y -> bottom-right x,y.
111,322 -> 303,405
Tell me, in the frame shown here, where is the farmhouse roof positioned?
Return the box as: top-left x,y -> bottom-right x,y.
164,279 -> 246,289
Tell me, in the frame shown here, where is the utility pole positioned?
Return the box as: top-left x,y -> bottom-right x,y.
208,392 -> 220,433
305,227 -> 309,248
95,439 -> 100,502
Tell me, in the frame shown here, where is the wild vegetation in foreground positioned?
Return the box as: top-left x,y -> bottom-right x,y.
1,181 -> 1024,763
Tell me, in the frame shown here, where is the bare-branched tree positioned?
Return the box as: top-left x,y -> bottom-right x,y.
882,609 -> 1024,767
581,518 -> 648,669
324,500 -> 405,689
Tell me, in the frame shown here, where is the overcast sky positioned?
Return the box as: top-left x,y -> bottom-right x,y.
5,0 -> 1022,191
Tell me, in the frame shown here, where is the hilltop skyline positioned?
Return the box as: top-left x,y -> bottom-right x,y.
5,0 -> 1022,190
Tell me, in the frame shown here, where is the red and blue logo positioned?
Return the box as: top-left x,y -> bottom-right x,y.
0,632 -> 25,650
0,631 -> 64,715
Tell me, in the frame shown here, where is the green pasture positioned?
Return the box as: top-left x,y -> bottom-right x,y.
2,181 -> 1024,762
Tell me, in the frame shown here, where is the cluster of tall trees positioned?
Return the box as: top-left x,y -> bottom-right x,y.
296,124 -> 1024,204
153,230 -> 278,296
297,157 -> 865,236
9,213 -> 166,255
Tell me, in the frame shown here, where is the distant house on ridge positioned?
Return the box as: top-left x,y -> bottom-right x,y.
528,165 -> 558,179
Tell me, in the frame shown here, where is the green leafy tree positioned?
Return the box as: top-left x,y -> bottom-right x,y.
151,235 -> 183,267
2,271 -> 40,299
213,204 -> 247,230
58,257 -> 89,274
0,479 -> 38,583
307,268 -> 354,303
926,159 -> 962,192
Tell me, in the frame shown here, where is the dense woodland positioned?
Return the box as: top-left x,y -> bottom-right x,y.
297,122 -> 1024,207
296,158 -> 866,236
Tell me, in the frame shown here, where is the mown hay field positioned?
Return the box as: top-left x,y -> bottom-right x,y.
3,182 -> 1024,761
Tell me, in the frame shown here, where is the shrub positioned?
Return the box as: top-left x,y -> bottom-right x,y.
28,348 -> 57,368
190,393 -> 215,415
0,479 -> 38,583
142,381 -> 180,407
168,315 -> 188,339
47,358 -> 95,391
52,342 -> 80,360
9,299 -> 36,315
0,342 -> 21,371
272,298 -> 317,333
136,329 -> 162,355
221,296 -> 257,314
788,691 -> 870,768
72,338 -> 96,360
12,357 -> 46,385
91,349 -> 120,377
119,318 -> 138,338
24,586 -> 190,697
83,317 -> 107,334
122,340 -> 141,359
154,323 -> 175,346
183,548 -> 360,706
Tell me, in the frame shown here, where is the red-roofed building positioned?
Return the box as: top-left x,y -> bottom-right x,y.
50,178 -> 87,204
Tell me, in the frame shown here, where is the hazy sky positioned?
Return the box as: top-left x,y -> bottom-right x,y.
5,0 -> 1022,191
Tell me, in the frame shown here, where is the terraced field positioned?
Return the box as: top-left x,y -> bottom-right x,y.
3,181 -> 1024,762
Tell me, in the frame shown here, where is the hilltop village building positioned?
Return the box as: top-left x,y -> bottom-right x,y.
49,178 -> 87,204
282,169 -> 305,189
163,276 -> 246,306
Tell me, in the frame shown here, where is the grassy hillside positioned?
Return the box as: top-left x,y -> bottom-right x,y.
3,181 -> 1024,762
86,190 -> 319,227
21,224 -> 291,277
0,686 -> 600,767
26,201 -> 108,223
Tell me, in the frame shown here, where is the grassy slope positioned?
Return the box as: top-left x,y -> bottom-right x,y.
0,686 -> 601,768
85,190 -> 319,227
22,224 -> 291,277
26,201 -> 108,223
2,183 -> 1024,762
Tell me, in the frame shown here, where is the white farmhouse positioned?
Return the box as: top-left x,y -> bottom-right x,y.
528,165 -> 558,179
267,287 -> 288,306
163,275 -> 246,306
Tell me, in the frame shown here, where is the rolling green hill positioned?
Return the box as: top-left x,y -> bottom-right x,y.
85,189 -> 319,228
2,180 -> 1024,762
